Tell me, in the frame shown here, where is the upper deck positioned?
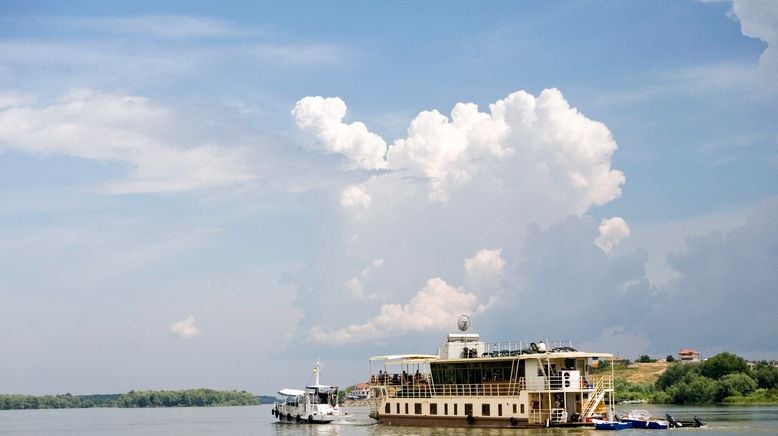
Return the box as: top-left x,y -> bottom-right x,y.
368,334 -> 614,399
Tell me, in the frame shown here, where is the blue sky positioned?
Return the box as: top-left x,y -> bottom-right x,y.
0,0 -> 776,395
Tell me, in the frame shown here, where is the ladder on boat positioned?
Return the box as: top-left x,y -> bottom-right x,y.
581,377 -> 606,419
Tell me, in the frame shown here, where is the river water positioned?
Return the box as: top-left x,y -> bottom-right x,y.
1,404 -> 776,435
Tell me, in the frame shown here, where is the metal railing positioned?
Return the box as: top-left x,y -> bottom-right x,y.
525,375 -> 612,392
369,379 -> 527,398
368,375 -> 612,399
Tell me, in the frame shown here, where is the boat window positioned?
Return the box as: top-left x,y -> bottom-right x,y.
513,403 -> 517,414
385,403 -> 390,414
431,361 -> 517,385
404,403 -> 408,414
498,403 -> 502,416
464,403 -> 473,416
414,403 -> 422,415
444,403 -> 448,415
482,403 -> 490,416
521,403 -> 525,414
430,403 -> 437,415
396,403 -> 400,414
454,403 -> 458,415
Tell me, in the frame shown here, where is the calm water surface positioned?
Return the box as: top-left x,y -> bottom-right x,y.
1,404 -> 777,435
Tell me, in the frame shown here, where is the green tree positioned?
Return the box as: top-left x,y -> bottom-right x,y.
666,355 -> 675,363
700,352 -> 749,380
656,362 -> 701,390
666,374 -> 716,404
753,362 -> 778,389
714,373 -> 757,402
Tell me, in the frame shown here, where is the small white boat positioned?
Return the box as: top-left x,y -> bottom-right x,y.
620,409 -> 669,429
272,362 -> 340,424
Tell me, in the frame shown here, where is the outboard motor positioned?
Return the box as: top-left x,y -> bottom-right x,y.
665,412 -> 682,428
693,416 -> 705,427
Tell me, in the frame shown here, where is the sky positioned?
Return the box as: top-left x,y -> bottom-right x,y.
0,0 -> 776,396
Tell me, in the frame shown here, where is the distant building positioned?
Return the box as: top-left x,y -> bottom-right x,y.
347,383 -> 372,400
678,348 -> 701,363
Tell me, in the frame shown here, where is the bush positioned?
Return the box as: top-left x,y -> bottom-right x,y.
714,373 -> 757,402
665,373 -> 717,404
656,362 -> 701,391
754,362 -> 778,389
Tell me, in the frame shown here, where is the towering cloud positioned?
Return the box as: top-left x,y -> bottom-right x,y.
294,89 -> 625,209
292,96 -> 388,170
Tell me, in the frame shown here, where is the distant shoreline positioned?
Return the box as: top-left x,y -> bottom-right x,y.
0,390 -> 273,410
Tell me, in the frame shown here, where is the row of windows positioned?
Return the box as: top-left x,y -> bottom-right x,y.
384,401 -> 525,416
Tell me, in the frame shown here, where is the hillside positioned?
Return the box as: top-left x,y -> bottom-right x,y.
612,361 -> 668,384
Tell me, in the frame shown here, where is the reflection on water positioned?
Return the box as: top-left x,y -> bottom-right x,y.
1,404 -> 777,435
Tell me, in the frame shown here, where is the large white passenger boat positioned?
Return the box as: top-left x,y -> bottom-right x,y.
272,362 -> 340,424
367,316 -> 615,428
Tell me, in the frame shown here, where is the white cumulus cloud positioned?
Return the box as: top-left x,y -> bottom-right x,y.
594,217 -> 631,253
168,316 -> 201,339
311,277 -> 484,345
292,96 -> 388,170
340,184 -> 372,210
464,248 -> 506,292
293,88 -> 624,207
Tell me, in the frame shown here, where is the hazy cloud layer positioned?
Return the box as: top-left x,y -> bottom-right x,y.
0,90 -> 254,193
732,0 -> 778,86
656,196 -> 778,355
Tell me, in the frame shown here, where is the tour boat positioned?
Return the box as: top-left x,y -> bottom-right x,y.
272,362 -> 340,424
366,316 -> 616,428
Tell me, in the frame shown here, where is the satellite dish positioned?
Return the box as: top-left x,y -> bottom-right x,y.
457,315 -> 471,332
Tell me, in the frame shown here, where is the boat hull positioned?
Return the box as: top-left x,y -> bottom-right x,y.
621,418 -> 669,429
374,414 -> 593,428
592,419 -> 631,430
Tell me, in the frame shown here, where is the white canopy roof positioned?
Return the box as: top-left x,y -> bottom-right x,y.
277,388 -> 305,396
368,354 -> 439,365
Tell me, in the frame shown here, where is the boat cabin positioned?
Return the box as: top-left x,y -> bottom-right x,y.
367,333 -> 614,428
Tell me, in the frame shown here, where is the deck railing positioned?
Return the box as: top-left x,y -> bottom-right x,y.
369,375 -> 612,399
525,375 -> 612,392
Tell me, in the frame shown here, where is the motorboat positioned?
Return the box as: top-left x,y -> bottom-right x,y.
619,409 -> 669,429
592,419 -> 631,430
272,362 -> 340,424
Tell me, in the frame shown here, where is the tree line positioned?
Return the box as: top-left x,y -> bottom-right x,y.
613,352 -> 778,404
1,389 -> 259,410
